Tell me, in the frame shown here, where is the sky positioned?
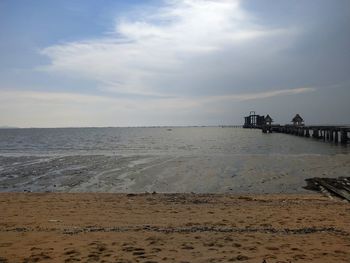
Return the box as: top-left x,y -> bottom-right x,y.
0,0 -> 349,127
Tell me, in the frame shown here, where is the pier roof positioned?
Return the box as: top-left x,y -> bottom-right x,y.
292,114 -> 303,122
265,114 -> 273,122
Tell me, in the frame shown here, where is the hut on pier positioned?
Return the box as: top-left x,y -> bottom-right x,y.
264,114 -> 273,126
243,111 -> 265,128
292,114 -> 304,126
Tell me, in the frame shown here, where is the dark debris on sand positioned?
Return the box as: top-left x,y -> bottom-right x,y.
304,176 -> 350,201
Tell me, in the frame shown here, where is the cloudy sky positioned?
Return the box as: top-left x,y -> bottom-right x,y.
0,0 -> 349,127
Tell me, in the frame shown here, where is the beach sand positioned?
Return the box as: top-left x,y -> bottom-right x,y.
0,193 -> 349,262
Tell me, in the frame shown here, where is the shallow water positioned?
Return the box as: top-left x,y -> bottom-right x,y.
0,127 -> 349,193
0,127 -> 348,156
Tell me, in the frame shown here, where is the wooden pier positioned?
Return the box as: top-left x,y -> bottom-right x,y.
268,125 -> 350,144
243,112 -> 350,145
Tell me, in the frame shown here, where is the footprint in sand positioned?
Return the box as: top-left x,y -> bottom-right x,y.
122,246 -> 153,260
232,243 -> 242,248
145,236 -> 164,246
64,248 -> 80,256
132,250 -> 145,256
24,251 -> 52,262
85,241 -> 111,262
65,258 -> 81,262
122,246 -> 144,252
181,243 -> 194,250
293,254 -> 307,260
203,242 -> 215,247
228,255 -> 249,261
86,253 -> 100,262
63,248 -> 81,262
265,246 -> 279,251
0,243 -> 12,248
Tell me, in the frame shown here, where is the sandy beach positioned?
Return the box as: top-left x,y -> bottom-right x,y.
0,193 -> 349,262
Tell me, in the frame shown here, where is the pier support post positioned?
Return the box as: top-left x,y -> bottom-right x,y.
318,129 -> 321,139
305,129 -> 310,138
334,130 -> 339,143
326,130 -> 330,141
341,129 -> 348,144
330,130 -> 334,141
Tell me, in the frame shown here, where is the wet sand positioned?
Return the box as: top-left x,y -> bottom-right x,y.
1,154 -> 350,193
0,193 -> 349,262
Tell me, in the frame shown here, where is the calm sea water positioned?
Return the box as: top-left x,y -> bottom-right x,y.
0,127 -> 349,193
0,127 -> 348,156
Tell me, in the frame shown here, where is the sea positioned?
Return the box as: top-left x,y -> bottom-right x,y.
0,127 -> 349,193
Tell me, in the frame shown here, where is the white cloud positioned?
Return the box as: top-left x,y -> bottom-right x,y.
0,86 -> 315,110
207,87 -> 316,102
0,86 -> 315,127
39,0 -> 294,96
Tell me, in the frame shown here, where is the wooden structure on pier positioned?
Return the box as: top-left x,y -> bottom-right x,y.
243,112 -> 350,145
243,111 -> 273,129
292,114 -> 304,126
265,115 -> 273,126
243,111 -> 265,128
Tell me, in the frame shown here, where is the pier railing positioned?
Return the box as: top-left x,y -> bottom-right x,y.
260,125 -> 350,144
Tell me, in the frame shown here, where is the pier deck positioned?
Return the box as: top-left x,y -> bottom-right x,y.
262,125 -> 350,144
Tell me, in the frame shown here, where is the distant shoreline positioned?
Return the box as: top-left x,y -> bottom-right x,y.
0,125 -> 242,129
1,124 -> 349,129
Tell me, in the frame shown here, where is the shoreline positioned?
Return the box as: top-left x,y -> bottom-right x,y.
1,153 -> 350,194
1,193 -> 349,262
